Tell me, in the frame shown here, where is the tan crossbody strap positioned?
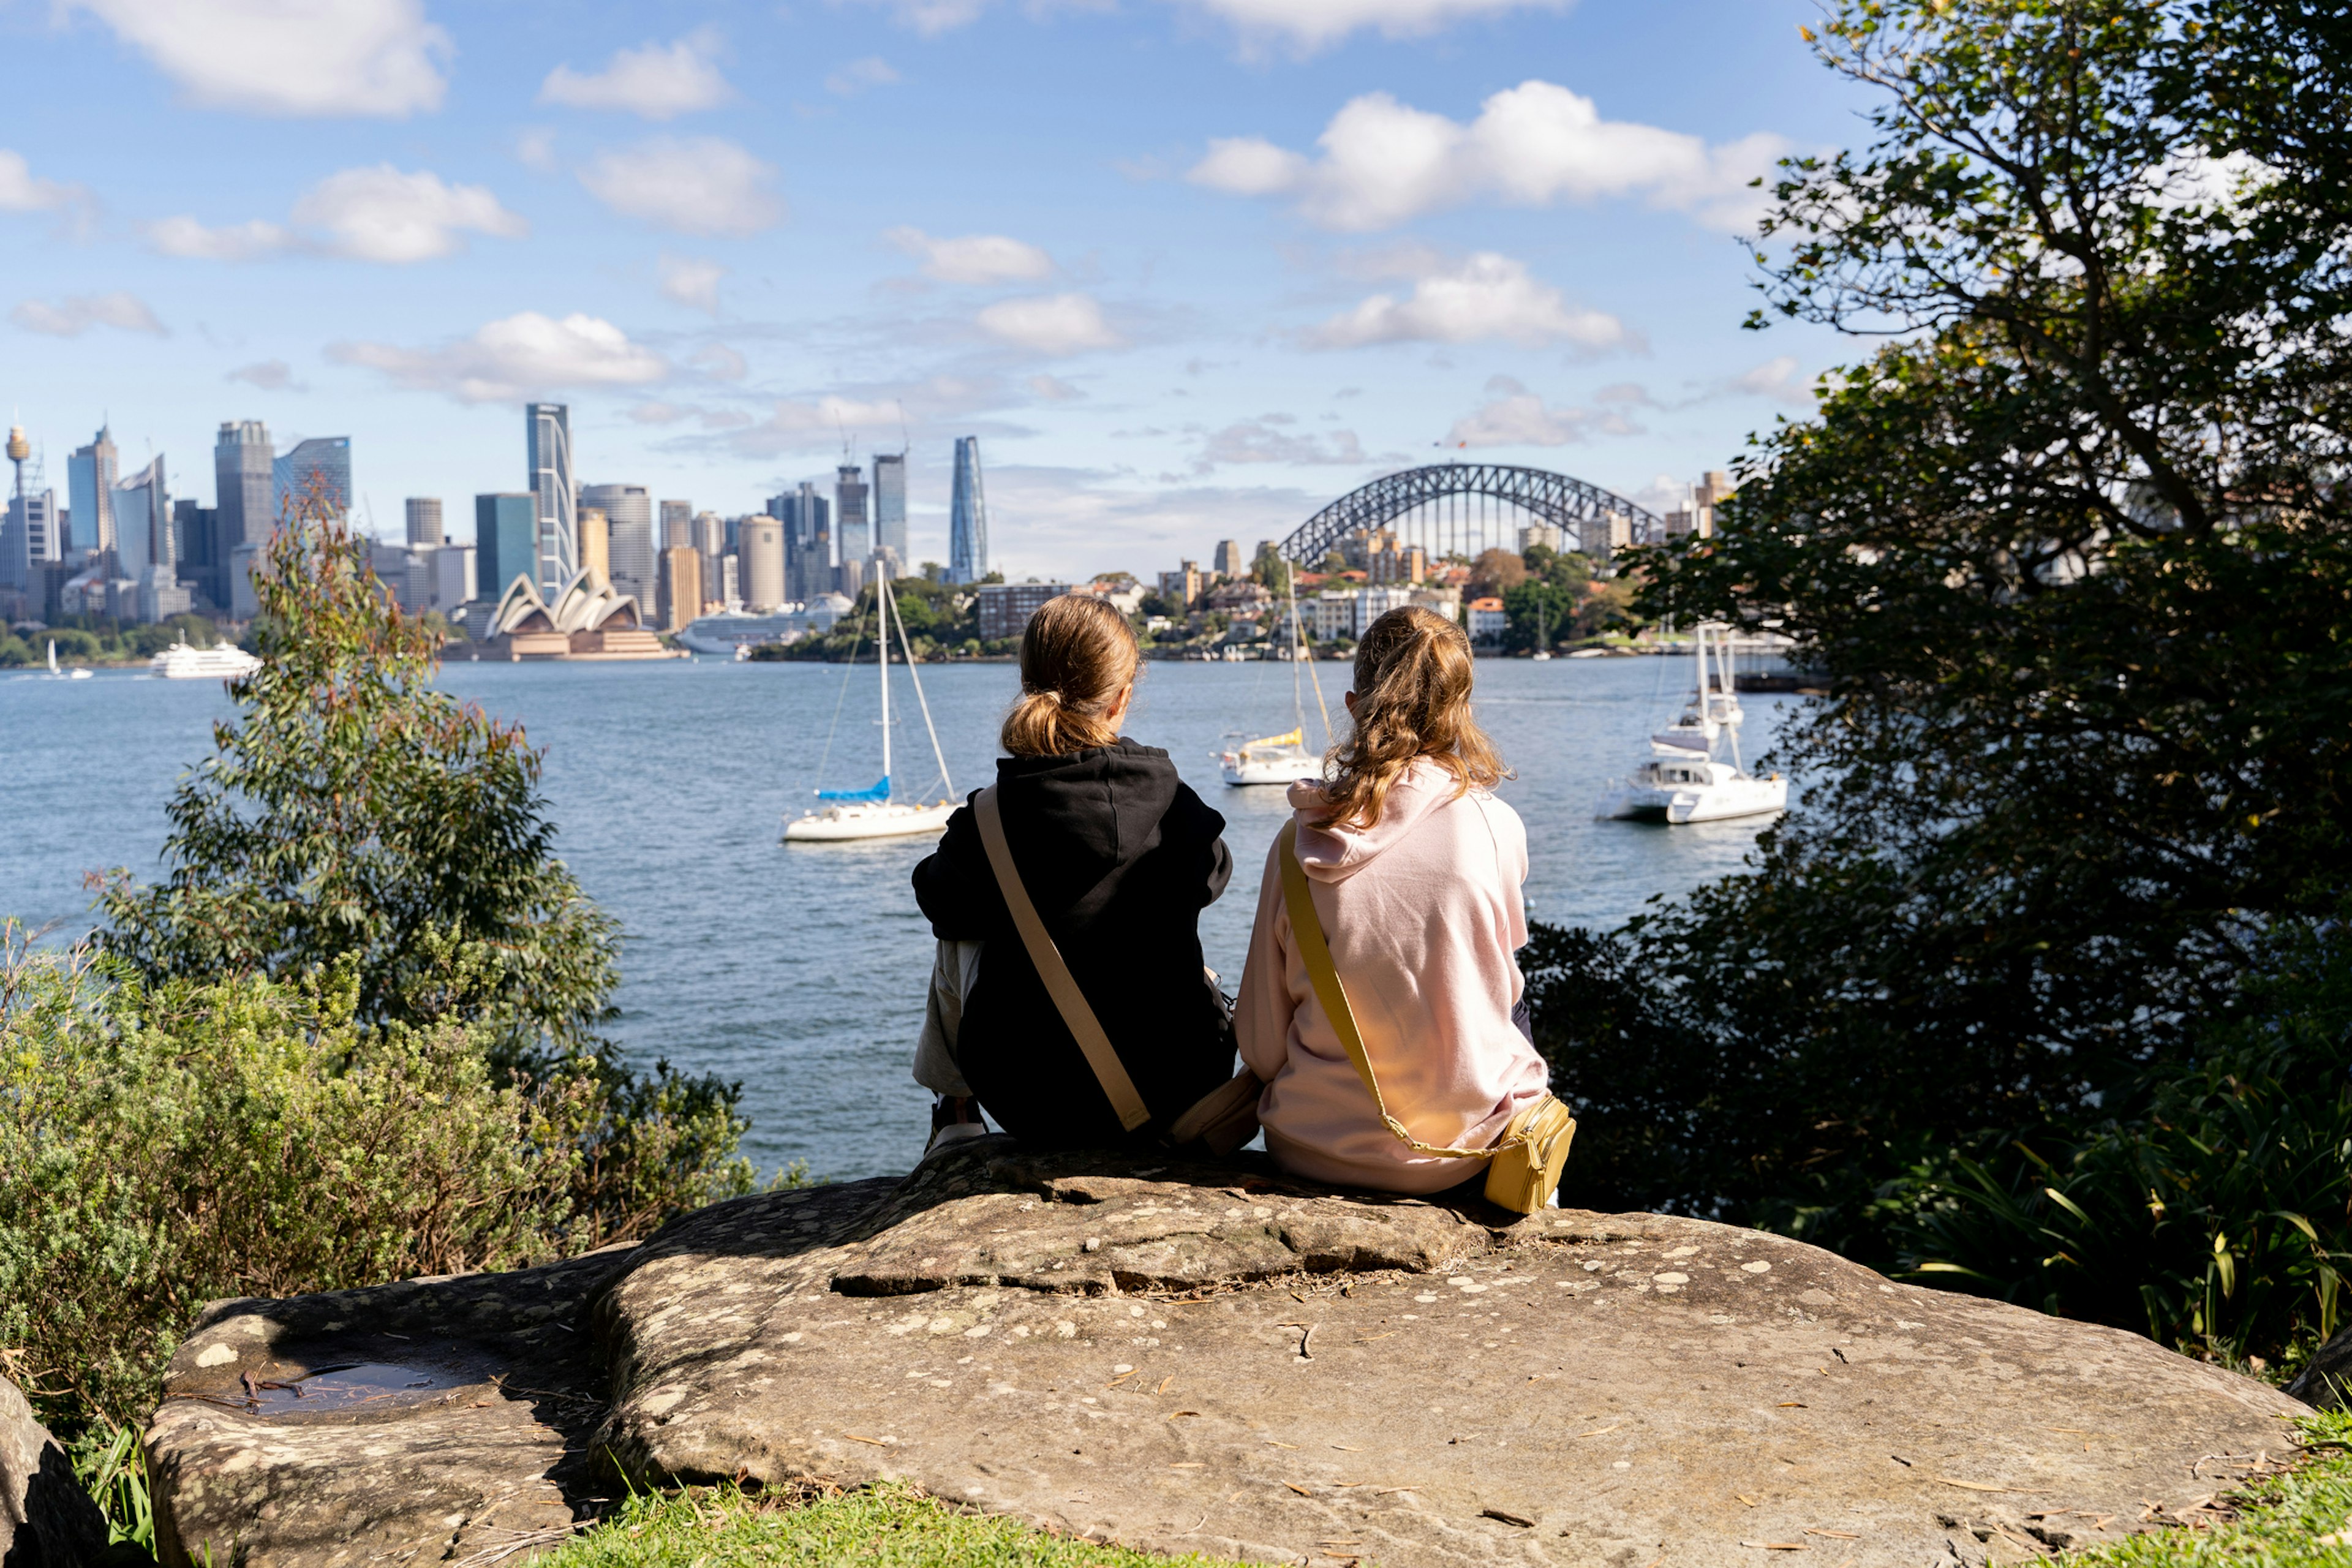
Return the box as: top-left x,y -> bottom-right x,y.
974,786 -> 1152,1133
1276,821 -> 1495,1161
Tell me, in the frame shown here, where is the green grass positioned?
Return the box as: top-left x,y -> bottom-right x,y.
2057,1409 -> 2352,1566
534,1480 -> 1246,1567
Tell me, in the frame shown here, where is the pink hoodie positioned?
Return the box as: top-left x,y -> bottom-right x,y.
1234,758 -> 1550,1193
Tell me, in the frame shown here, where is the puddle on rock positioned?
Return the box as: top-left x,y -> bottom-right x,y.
238,1362 -> 468,1415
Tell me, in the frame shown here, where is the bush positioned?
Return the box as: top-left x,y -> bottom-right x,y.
0,939 -> 586,1428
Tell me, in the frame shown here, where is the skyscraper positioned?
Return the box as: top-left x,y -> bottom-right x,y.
660,498 -> 693,549
738,514 -> 785,612
273,436 -> 350,519
475,494 -> 537,601
835,463 -> 870,564
581,482 -> 652,609
693,511 -> 725,619
118,454 -> 189,622
69,424 -> 119,559
214,420 -> 273,564
405,497 -> 443,547
658,545 -> 702,630
1213,539 -> 1244,578
949,437 -> 989,585
577,507 -> 611,586
775,483 -> 831,603
872,451 -> 907,564
526,403 -> 575,594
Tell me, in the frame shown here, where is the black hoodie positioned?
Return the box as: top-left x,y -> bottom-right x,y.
911,739 -> 1235,1146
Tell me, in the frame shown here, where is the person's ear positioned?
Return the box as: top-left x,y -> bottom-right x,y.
1343,690 -> 1359,714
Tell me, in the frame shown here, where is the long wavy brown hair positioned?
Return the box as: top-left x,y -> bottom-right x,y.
1316,606 -> 1508,830
1000,594 -> 1140,757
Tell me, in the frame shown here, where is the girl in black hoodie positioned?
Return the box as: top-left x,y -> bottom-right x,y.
910,594 -> 1235,1151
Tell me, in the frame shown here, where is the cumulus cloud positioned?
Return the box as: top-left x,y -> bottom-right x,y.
65,0 -> 448,117
516,127 -> 559,172
1446,375 -> 1638,447
12,292 -> 166,337
842,0 -> 989,39
1029,373 -> 1082,401
1305,252 -> 1631,352
0,150 -> 89,216
1727,354 -> 1817,404
146,167 -> 524,264
1196,420 -> 1369,469
825,56 -> 901,97
330,311 -> 667,403
660,254 -> 725,312
689,342 -> 748,380
1191,81 -> 1784,232
846,0 -> 1565,51
725,396 -> 912,458
886,226 -> 1054,285
539,30 -> 733,119
579,138 -> 783,236
976,292 -> 1123,355
227,359 -> 303,391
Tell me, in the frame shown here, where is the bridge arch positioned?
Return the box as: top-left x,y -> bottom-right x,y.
1278,463 -> 1662,568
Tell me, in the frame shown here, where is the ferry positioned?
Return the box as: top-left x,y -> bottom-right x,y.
151,639 -> 263,681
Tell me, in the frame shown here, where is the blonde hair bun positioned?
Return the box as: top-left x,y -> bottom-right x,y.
1001,594 -> 1140,758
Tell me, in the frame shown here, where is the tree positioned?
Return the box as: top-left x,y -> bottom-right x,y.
1468,548 -> 1526,600
1534,0 -> 2352,1259
1250,542 -> 1292,597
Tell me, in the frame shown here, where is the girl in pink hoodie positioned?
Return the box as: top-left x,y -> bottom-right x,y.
1235,606 -> 1551,1194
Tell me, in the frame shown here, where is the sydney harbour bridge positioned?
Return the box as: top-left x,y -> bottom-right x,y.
1277,462 -> 1663,568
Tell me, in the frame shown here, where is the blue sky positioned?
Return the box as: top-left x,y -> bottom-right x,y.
0,0 -> 1867,581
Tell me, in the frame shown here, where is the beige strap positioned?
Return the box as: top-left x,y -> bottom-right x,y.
974,786 -> 1152,1133
1277,821 -> 1498,1161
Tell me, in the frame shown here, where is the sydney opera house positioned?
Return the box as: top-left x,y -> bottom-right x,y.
448,571 -> 680,661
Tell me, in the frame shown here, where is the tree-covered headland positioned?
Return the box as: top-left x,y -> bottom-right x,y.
1532,0 -> 2352,1373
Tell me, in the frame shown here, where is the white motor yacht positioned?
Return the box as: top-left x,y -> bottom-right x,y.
151,639 -> 262,681
1597,622 -> 1788,825
47,640 -> 92,680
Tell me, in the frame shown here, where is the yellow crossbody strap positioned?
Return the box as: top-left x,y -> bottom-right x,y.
1276,821 -> 1493,1161
976,786 -> 1152,1133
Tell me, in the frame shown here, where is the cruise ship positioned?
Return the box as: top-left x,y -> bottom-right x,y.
151,639 -> 263,681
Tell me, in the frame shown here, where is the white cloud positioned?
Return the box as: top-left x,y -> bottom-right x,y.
145,167 -> 524,265
660,254 -> 725,312
1029,373 -> 1083,401
726,396 -> 913,458
1192,81 -> 1784,232
12,292 -> 165,337
515,127 -> 559,172
845,0 -> 990,39
1197,421 -> 1369,468
825,56 -> 901,97
0,150 -> 86,214
66,0 -> 448,118
886,226 -> 1054,285
145,215 -> 293,261
1305,252 -> 1631,351
1447,375 -> 1637,447
690,342 -> 748,380
330,311 -> 667,403
227,359 -> 303,391
976,293 -> 1123,355
1727,354 -> 1817,405
579,138 -> 783,236
1185,0 -> 1569,48
538,31 -> 733,120
293,166 -> 526,262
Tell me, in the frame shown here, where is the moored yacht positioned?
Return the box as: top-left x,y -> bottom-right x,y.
1597,622 -> 1787,825
784,571 -> 960,843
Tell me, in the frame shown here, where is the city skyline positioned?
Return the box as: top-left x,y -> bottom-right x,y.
0,1 -> 1864,581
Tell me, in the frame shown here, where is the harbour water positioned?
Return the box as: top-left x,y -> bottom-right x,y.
0,655 -> 1792,1180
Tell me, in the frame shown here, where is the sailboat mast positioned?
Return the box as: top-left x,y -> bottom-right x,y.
877,573 -> 892,794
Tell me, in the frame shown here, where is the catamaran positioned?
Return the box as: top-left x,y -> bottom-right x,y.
783,573 -> 959,843
1216,571 -> 1332,786
1596,621 -> 1787,825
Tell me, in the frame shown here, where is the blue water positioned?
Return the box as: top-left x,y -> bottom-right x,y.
0,654 -> 1792,1180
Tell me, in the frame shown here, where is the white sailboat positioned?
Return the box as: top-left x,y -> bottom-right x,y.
1216,570 -> 1331,786
1530,594 -> 1553,661
47,640 -> 92,680
783,573 -> 959,843
1597,621 -> 1787,825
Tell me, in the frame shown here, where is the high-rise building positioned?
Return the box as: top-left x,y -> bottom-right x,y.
273,435 -> 350,521
692,511 -> 725,617
949,437 -> 989,585
976,581 -> 1072,641
658,545 -> 701,630
835,463 -> 870,562
1213,539 -> 1244,579
577,507 -> 611,586
432,546 -> 477,611
581,482 -> 652,608
213,420 -> 273,608
526,403 -> 575,594
475,493 -> 538,601
117,455 -> 190,622
720,552 -> 741,610
872,453 -> 907,564
738,514 -> 785,612
0,424 -> 58,596
172,499 -> 218,601
405,497 -> 444,547
774,484 -> 831,603
69,425 -> 119,559
660,499 -> 693,549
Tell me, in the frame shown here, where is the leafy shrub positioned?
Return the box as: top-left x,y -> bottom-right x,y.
0,939 -> 587,1428
1883,916 -> 2352,1366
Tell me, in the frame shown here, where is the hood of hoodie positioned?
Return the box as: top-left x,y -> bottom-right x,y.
1289,758 -> 1468,884
990,739 -> 1186,919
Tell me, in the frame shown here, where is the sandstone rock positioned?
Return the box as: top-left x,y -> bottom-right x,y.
2286,1324 -> 2352,1409
149,1143 -> 2310,1567
2,1370 -> 108,1567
